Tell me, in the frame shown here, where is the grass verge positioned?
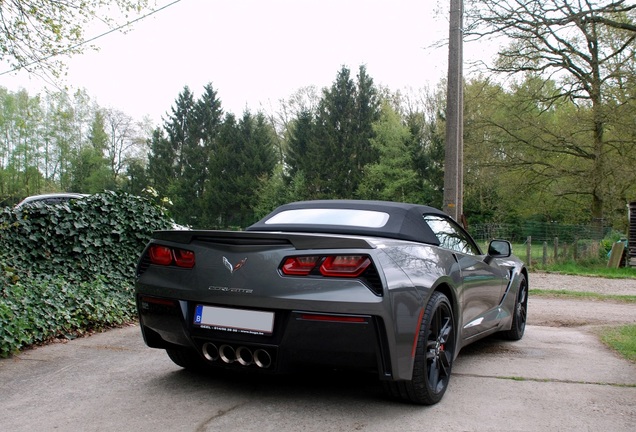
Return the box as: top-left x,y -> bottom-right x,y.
532,263 -> 636,278
598,325 -> 636,363
529,289 -> 636,303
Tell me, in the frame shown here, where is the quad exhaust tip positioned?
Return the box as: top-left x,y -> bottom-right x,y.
202,343 -> 272,369
202,342 -> 219,361
219,344 -> 236,364
236,346 -> 253,366
253,349 -> 272,369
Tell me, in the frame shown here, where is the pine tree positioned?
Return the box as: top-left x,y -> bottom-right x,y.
164,86 -> 196,179
162,87 -> 202,225
193,83 -> 224,225
353,65 -> 381,180
203,111 -> 276,227
195,83 -> 223,146
147,127 -> 174,197
357,103 -> 421,203
314,66 -> 357,197
406,111 -> 444,208
204,113 -> 239,227
285,109 -> 315,184
312,65 -> 380,198
122,158 -> 149,196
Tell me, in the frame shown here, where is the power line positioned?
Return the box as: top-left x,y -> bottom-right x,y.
0,0 -> 183,77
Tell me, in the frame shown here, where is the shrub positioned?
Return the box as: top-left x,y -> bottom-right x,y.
0,191 -> 174,357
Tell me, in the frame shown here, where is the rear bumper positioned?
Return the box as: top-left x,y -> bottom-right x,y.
137,295 -> 393,378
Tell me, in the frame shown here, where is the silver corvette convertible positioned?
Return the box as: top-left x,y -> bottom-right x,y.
135,200 -> 528,405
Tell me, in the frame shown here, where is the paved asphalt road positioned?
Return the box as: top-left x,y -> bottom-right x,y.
1,298 -> 635,432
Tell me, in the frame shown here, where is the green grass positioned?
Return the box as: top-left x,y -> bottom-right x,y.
511,242 -> 547,261
534,262 -> 636,278
598,325 -> 636,362
530,289 -> 636,303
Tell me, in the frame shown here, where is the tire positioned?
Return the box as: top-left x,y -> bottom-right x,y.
501,273 -> 528,341
166,348 -> 209,371
384,291 -> 455,405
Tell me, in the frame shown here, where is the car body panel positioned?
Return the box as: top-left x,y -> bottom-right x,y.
135,200 -> 527,391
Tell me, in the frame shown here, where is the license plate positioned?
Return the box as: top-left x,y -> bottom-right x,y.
194,305 -> 274,335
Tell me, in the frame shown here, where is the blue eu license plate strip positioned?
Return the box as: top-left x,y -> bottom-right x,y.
194,305 -> 204,324
193,305 -> 274,335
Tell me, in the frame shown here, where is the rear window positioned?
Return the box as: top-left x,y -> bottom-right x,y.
264,208 -> 390,228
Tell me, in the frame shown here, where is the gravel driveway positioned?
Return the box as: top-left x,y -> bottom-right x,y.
529,272 -> 636,328
530,272 -> 636,296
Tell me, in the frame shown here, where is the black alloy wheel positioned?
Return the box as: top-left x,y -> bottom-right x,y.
422,292 -> 455,399
501,273 -> 528,341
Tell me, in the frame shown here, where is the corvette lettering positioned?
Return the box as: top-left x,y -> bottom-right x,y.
208,286 -> 253,294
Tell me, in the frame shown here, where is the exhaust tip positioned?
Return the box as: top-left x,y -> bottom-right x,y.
253,349 -> 272,369
219,344 -> 236,364
236,346 -> 253,366
202,342 -> 219,361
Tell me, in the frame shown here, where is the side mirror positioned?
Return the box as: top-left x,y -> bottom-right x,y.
488,240 -> 512,258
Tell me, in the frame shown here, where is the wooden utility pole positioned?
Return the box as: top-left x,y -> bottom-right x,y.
443,0 -> 464,221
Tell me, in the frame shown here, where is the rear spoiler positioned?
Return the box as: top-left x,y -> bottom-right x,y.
151,230 -> 376,250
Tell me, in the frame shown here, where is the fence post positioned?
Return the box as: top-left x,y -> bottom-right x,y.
526,236 -> 532,265
554,237 -> 559,261
543,241 -> 548,266
573,237 -> 578,261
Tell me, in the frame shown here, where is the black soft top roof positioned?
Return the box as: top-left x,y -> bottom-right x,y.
246,200 -> 448,245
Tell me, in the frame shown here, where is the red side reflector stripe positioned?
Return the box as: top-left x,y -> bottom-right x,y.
141,296 -> 177,307
411,307 -> 426,358
299,314 -> 367,323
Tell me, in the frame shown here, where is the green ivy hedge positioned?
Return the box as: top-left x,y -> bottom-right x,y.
0,191 -> 174,357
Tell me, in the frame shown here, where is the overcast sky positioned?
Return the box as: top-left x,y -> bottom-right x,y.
2,0 -> 488,125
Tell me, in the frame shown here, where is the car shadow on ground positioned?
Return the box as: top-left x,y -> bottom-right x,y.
457,335 -> 525,358
146,336 -> 525,406
147,363 -> 407,405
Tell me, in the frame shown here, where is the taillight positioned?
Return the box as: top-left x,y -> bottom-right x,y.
320,255 -> 371,277
280,254 -> 383,296
174,249 -> 195,268
281,256 -> 320,275
148,244 -> 195,268
149,245 -> 173,266
280,255 -> 371,278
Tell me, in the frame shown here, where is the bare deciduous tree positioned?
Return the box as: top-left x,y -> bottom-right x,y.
103,108 -> 144,180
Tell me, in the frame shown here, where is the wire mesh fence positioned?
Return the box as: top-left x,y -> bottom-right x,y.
471,221 -> 618,266
471,221 -> 610,244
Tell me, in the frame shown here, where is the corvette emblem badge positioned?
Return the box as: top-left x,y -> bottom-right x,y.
223,257 -> 248,274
